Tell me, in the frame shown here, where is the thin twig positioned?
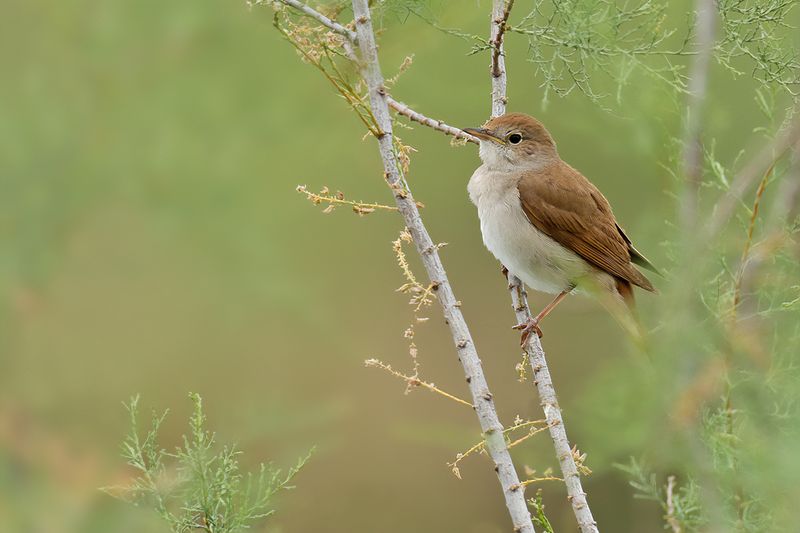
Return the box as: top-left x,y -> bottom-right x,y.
350,1 -> 536,531
666,475 -> 682,533
491,1 -> 599,531
732,161 -> 776,311
448,418 -> 547,478
297,184 -> 400,214
515,476 -> 563,489
272,0 -> 357,42
364,359 -> 473,407
387,97 -> 479,143
507,422 -> 550,449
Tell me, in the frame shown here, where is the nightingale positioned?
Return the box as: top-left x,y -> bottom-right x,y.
463,113 -> 658,344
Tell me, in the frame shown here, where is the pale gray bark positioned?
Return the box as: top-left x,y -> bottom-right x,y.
351,1 -> 536,531
490,0 -> 511,117
387,97 -> 478,143
511,284 -> 599,533
490,1 -> 599,531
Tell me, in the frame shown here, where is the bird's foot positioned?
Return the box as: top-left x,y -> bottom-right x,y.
501,265 -> 509,279
512,317 -> 543,346
501,265 -> 517,289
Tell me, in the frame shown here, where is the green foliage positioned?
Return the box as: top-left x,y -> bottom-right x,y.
528,489 -> 555,533
717,0 -> 800,95
616,459 -> 705,532
397,0 -> 799,106
515,0 -> 689,104
113,394 -> 311,533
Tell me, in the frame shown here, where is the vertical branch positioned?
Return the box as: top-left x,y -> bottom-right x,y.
515,289 -> 599,533
490,0 -> 513,118
491,1 -> 599,531
350,1 -> 536,531
679,0 -> 718,230
665,476 -> 682,533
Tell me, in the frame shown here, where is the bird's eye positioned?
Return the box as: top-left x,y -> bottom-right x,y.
508,133 -> 522,144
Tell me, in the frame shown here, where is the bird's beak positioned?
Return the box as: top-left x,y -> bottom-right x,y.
462,127 -> 505,145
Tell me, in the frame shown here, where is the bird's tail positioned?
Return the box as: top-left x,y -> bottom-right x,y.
610,279 -> 648,347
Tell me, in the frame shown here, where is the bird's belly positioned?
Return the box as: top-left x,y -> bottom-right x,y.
478,201 -> 590,295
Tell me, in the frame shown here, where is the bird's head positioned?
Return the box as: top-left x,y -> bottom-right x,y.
463,113 -> 558,170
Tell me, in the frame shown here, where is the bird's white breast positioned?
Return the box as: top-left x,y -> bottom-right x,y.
467,165 -> 591,295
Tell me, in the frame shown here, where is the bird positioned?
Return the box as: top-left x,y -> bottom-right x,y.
462,113 -> 658,345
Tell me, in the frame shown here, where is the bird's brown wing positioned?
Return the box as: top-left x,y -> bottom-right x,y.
517,164 -> 655,292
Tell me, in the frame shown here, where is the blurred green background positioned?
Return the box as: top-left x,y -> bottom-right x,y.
1,1 -> 798,532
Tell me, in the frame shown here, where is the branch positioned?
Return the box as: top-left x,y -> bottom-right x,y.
364,359 -> 473,408
491,0 -> 515,79
387,97 -> 479,144
490,0 -> 599,530
679,0 -> 718,230
351,1 -> 535,531
490,0 -> 512,117
297,184 -> 399,214
512,286 -> 599,533
273,0 -> 357,42
666,476 -> 682,533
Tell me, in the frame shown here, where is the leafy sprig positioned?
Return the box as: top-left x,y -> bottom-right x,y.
107,393 -> 311,533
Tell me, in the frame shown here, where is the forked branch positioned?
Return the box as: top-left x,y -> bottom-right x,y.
275,1 -> 597,530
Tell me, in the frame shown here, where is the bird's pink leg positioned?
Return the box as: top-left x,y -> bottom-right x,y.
513,289 -> 571,346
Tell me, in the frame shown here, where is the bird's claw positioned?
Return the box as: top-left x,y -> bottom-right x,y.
501,265 -> 516,289
512,318 -> 543,346
501,265 -> 509,279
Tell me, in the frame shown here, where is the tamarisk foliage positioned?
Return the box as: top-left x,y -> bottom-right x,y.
108,394 -> 311,533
